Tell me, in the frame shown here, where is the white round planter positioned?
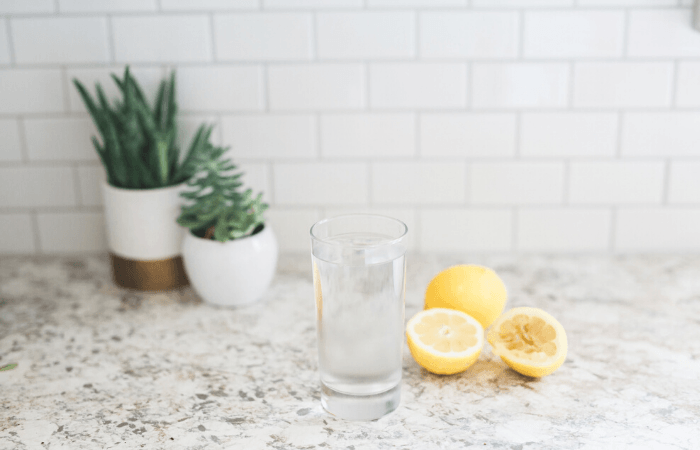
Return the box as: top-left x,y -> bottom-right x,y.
102,181 -> 185,261
182,225 -> 278,307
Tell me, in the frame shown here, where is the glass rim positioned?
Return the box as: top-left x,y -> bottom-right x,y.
309,213 -> 408,248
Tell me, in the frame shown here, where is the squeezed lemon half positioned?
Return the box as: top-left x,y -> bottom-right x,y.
487,307 -> 568,378
406,308 -> 484,375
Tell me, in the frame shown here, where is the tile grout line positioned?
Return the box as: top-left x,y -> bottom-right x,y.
608,207 -> 617,253
0,206 -> 107,214
8,107 -> 700,118
622,9 -> 630,58
511,206 -> 518,252
562,159 -> 570,205
464,161 -> 471,204
568,61 -> 575,108
262,64 -> 270,112
514,111 -> 521,159
17,117 -> 30,163
106,15 -> 116,64
209,12 -> 217,62
315,113 -> 322,159
518,10 -> 525,59
61,67 -> 71,112
5,57 -> 697,67
0,155 -> 688,168
671,59 -> 681,107
5,17 -> 16,65
466,62 -> 472,110
0,5 -> 690,16
216,114 -> 224,144
365,63 -> 371,111
414,9 -> 419,61
268,162 -> 276,206
413,207 -> 421,254
72,165 -> 83,207
367,161 -> 373,206
414,112 -> 420,158
662,158 -> 672,205
615,111 -> 624,158
311,11 -> 318,61
31,210 -> 42,254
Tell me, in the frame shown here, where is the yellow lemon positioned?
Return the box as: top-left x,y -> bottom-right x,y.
424,265 -> 507,329
487,307 -> 568,378
406,308 -> 484,375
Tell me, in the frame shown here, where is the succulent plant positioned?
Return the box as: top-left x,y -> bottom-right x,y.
73,66 -> 207,189
177,136 -> 268,242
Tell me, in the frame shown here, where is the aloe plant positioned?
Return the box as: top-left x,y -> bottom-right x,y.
177,137 -> 268,242
73,67 -> 206,189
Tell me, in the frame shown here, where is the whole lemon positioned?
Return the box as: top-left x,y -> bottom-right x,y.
424,265 -> 507,329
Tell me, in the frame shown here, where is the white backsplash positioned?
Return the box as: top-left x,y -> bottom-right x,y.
1,0 -> 700,254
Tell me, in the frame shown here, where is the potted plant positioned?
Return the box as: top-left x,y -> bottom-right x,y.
177,142 -> 277,307
74,67 -> 210,291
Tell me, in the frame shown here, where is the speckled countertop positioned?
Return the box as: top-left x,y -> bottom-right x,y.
1,253 -> 699,450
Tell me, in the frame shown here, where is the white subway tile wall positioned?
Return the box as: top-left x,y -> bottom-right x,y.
419,12 -> 519,59
676,62 -> 700,106
668,161 -> 700,204
516,209 -> 611,252
176,66 -> 264,112
523,11 -> 625,58
214,13 -> 313,61
321,114 -> 415,158
420,113 -> 516,158
1,1 -> 699,254
36,212 -> 106,253
268,64 -> 364,110
12,17 -> 110,64
372,161 -> 466,205
317,12 -> 415,59
573,62 -> 674,108
0,120 -> 22,162
0,20 -> 10,64
470,162 -> 565,205
24,118 -> 98,161
520,113 -> 618,157
472,63 -> 570,109
0,213 -> 36,253
221,114 -> 317,159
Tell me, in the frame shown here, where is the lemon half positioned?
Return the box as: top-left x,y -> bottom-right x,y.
424,265 -> 507,329
407,308 -> 484,375
487,307 -> 568,378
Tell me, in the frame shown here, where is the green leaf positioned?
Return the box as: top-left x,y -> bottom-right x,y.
153,80 -> 167,126
0,363 -> 17,372
75,67 -> 199,189
155,137 -> 170,185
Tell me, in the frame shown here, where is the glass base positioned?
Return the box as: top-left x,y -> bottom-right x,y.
321,382 -> 401,421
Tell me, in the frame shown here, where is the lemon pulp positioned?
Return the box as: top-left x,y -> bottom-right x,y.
487,307 -> 567,378
407,308 -> 484,375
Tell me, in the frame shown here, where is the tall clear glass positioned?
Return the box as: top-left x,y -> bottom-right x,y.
310,214 -> 408,420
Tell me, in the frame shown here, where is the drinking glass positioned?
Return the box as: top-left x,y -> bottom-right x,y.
310,214 -> 408,420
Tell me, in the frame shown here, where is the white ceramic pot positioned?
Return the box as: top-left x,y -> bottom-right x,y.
102,181 -> 188,290
181,224 -> 278,307
102,181 -> 185,261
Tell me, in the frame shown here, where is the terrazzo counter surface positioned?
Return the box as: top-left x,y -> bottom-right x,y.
1,254 -> 699,450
